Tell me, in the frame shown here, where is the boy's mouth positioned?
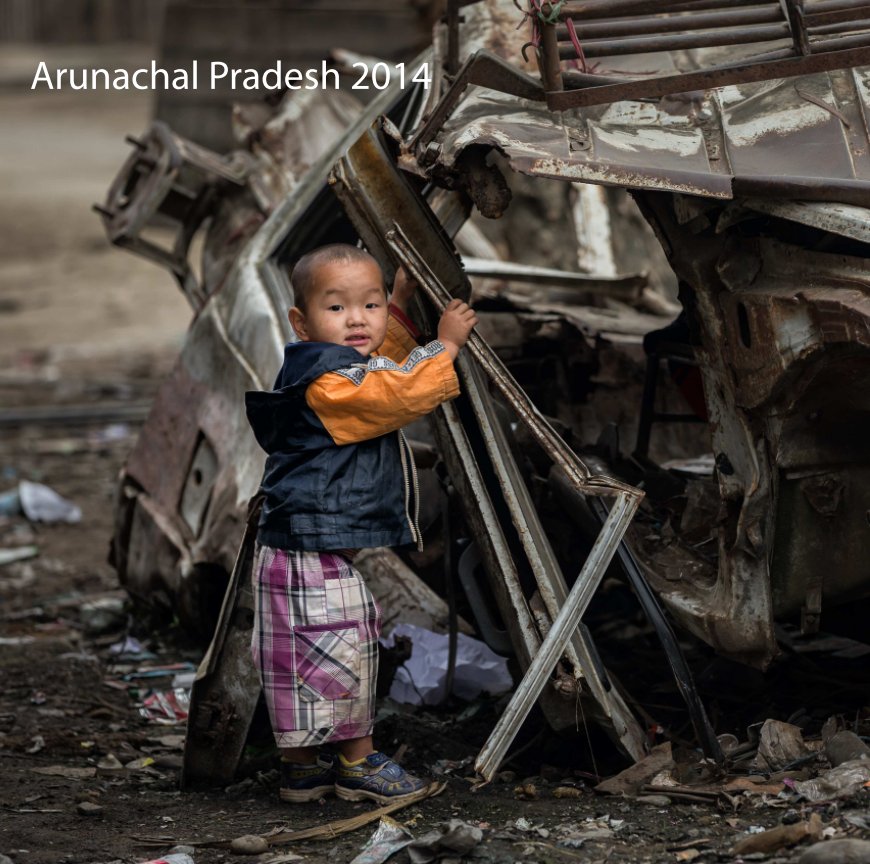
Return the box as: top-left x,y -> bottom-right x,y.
345,333 -> 370,347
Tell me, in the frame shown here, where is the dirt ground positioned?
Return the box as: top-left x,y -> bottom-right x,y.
1,43 -> 869,864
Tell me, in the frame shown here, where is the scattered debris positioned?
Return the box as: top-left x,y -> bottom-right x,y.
799,838 -> 870,864
825,731 -> 870,767
79,596 -> 126,636
596,742 -> 674,796
350,817 -> 413,864
753,719 -> 809,772
405,819 -> 483,862
0,545 -> 38,567
108,635 -> 157,662
96,754 -> 126,777
733,813 -> 823,856
76,801 -> 103,817
383,623 -> 512,706
552,786 -> 583,799
229,834 -> 270,856
555,816 -> 621,848
0,480 -> 83,523
140,689 -> 190,725
513,783 -> 537,800
139,855 -> 195,864
792,759 -> 870,801
266,782 -> 446,848
31,766 -> 96,780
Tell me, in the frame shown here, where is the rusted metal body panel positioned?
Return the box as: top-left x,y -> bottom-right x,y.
417,65 -> 870,204
396,2 -> 870,669
530,0 -> 870,109
627,192 -> 870,667
102,86 -> 372,635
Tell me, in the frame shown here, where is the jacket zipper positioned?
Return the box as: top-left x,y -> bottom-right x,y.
398,430 -> 423,551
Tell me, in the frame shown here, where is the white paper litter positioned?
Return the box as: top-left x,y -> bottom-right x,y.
18,480 -> 81,523
382,623 -> 512,706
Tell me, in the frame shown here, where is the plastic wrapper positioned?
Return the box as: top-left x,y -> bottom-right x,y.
349,816 -> 413,864
792,759 -> 870,801
382,623 -> 512,706
139,688 -> 191,724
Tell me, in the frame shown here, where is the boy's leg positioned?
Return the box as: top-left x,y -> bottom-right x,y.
336,735 -> 374,763
280,746 -> 319,764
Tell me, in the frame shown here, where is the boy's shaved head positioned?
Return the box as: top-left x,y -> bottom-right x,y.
290,244 -> 383,311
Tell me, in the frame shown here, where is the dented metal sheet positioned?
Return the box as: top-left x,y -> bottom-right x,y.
419,63 -> 870,202
733,199 -> 870,244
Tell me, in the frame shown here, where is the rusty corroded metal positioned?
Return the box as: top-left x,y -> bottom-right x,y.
528,0 -> 870,108
331,123 -> 650,752
416,62 -> 870,205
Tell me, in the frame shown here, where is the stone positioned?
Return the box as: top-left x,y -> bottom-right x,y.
230,834 -> 269,855
637,794 -> 671,806
799,839 -> 870,864
825,731 -> 870,767
76,801 -> 103,816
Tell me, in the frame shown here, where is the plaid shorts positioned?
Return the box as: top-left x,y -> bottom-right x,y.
251,545 -> 381,748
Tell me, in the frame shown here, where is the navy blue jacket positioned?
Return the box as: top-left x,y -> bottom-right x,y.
245,341 -> 414,551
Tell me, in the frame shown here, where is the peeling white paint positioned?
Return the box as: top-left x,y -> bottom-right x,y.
599,100 -> 698,129
573,184 -> 617,277
773,304 -> 816,360
592,125 -> 705,157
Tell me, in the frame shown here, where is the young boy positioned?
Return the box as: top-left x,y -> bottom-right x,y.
245,243 -> 477,804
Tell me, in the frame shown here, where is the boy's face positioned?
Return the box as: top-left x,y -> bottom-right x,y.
289,259 -> 389,356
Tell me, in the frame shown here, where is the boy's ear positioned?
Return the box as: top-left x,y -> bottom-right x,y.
288,307 -> 309,340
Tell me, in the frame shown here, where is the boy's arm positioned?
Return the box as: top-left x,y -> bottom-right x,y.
305,341 -> 459,446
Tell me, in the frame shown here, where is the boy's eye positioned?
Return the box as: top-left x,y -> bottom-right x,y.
365,302 -> 382,309
328,305 -> 343,312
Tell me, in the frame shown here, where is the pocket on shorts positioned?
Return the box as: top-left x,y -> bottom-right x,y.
293,620 -> 361,702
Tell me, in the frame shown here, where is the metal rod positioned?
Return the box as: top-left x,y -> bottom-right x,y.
539,19 -> 564,91
559,5 -> 783,40
803,0 -> 870,13
461,256 -> 645,299
433,401 -> 544,670
588,495 -> 723,764
383,225 -> 647,768
783,0 -> 811,54
446,0 -> 461,76
809,29 -> 870,49
803,4 -> 870,25
0,401 -> 152,428
474,492 -> 640,781
558,22 -> 791,58
558,0 -> 776,21
665,0 -> 779,9
546,45 -> 870,109
807,16 -> 870,33
459,362 -> 646,760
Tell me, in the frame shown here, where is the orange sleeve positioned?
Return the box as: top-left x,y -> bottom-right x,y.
379,304 -> 420,361
305,341 -> 460,446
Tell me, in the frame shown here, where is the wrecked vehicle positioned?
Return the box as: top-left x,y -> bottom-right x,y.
98,0 -> 870,782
